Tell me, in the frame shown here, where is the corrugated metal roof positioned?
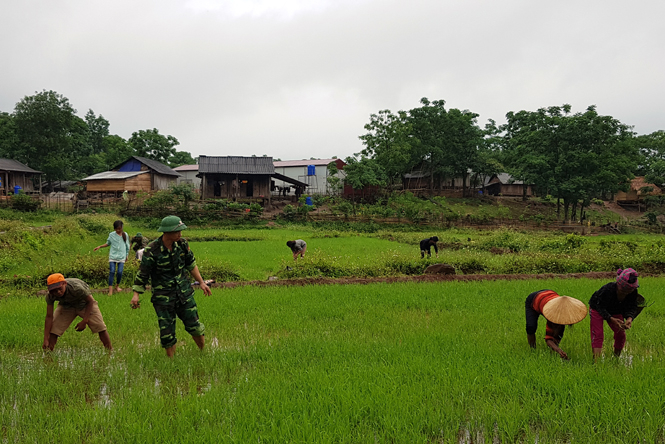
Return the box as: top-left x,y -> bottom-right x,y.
112,156 -> 181,177
0,158 -> 42,174
199,156 -> 275,174
82,171 -> 148,181
273,158 -> 339,168
173,164 -> 199,171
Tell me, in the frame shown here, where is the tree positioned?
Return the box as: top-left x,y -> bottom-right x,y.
168,150 -> 195,167
101,135 -> 134,170
0,112 -> 18,158
502,105 -> 637,220
634,131 -> 665,186
358,99 -> 484,196
85,110 -> 110,155
342,156 -> 387,191
128,128 -> 179,164
12,90 -> 92,182
326,161 -> 343,196
359,109 -> 414,184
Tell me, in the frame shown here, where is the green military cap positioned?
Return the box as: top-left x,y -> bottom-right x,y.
158,215 -> 187,232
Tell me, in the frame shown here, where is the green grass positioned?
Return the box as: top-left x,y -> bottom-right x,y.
2,278 -> 664,442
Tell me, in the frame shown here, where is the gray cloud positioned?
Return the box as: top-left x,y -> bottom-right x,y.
1,0 -> 663,161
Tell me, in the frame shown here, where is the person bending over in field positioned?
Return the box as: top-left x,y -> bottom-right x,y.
589,268 -> 645,361
286,239 -> 307,262
131,216 -> 211,358
129,232 -> 149,261
43,273 -> 112,351
526,290 -> 587,360
420,236 -> 439,259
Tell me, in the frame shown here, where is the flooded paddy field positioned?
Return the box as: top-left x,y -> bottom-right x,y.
2,278 -> 665,443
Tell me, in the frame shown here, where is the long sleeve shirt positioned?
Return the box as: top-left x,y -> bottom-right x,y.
589,282 -> 640,321
132,236 -> 197,301
420,239 -> 438,254
107,231 -> 130,262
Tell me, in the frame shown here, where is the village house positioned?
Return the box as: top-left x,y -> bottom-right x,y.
614,176 -> 661,210
0,158 -> 42,196
198,156 -> 309,203
484,173 -> 534,197
81,156 -> 180,195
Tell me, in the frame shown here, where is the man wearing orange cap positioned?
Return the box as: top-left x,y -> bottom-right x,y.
525,289 -> 588,360
43,273 -> 112,351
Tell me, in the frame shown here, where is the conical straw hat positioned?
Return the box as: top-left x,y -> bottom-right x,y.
542,296 -> 588,325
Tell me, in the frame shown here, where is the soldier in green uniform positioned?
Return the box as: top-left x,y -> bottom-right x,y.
131,216 -> 212,358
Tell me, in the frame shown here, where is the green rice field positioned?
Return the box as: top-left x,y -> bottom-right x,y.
2,277 -> 664,443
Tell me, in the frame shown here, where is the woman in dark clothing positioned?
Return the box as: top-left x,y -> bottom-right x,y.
420,236 -> 439,259
589,268 -> 643,360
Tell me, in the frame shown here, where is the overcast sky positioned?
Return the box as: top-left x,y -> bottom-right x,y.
1,0 -> 663,161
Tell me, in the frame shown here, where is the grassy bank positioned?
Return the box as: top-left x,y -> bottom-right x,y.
2,278 -> 664,442
3,212 -> 665,290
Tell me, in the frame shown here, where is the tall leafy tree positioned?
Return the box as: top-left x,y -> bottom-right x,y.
101,134 -> 134,169
85,109 -> 110,155
0,112 -> 18,158
12,90 -> 92,182
342,156 -> 388,190
634,130 -> 665,186
502,105 -> 637,220
129,128 -> 179,164
168,150 -> 195,167
358,109 -> 414,184
358,98 -> 484,196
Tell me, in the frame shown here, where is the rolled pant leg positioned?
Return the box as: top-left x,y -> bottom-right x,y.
153,302 -> 177,348
175,296 -> 205,337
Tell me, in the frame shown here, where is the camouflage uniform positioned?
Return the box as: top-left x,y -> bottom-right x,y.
132,236 -> 204,348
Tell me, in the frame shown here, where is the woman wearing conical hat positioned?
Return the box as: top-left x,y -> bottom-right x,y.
526,290 -> 588,360
589,268 -> 644,360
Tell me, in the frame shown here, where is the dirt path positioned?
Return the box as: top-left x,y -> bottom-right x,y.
599,201 -> 641,222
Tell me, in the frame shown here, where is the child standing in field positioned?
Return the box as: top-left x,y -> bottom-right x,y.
286,239 -> 307,262
94,220 -> 130,296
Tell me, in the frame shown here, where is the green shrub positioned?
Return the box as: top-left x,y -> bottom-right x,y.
144,190 -> 179,208
10,194 -> 42,212
76,215 -> 109,234
197,260 -> 241,282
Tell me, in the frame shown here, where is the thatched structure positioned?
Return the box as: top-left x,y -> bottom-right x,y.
615,177 -> 661,203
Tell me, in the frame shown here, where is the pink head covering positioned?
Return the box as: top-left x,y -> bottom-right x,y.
616,268 -> 639,292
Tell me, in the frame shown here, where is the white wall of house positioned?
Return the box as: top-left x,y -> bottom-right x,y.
173,166 -> 202,190
273,159 -> 343,195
